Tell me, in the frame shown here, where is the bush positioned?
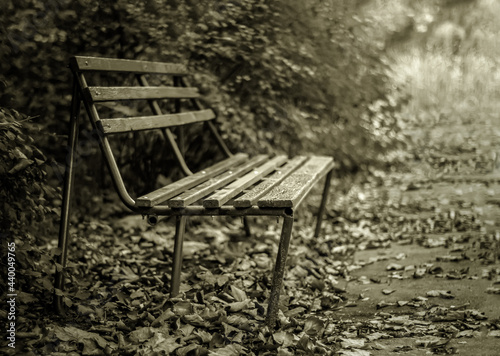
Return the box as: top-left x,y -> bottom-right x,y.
0,106 -> 62,311
0,0 -> 405,202
0,107 -> 57,235
180,0 -> 405,171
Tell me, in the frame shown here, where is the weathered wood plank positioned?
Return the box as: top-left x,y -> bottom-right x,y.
71,56 -> 188,75
203,155 -> 288,208
87,86 -> 199,102
168,155 -> 269,208
99,109 -> 215,134
233,156 -> 308,208
135,153 -> 248,207
258,156 -> 334,208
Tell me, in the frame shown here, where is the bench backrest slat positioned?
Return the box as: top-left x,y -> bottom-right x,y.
99,109 -> 216,134
71,56 -> 189,75
86,86 -> 199,102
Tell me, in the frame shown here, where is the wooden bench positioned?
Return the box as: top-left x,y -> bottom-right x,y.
54,56 -> 334,327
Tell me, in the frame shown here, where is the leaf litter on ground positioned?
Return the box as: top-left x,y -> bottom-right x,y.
12,126 -> 500,355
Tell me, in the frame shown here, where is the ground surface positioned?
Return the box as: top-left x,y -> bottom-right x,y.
3,115 -> 500,355
334,114 -> 500,355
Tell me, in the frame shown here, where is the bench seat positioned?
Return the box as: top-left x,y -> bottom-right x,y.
137,155 -> 334,209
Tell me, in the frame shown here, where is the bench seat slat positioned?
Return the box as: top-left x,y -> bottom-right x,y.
72,56 -> 188,75
135,153 -> 248,207
168,155 -> 269,208
203,155 -> 288,208
258,156 -> 334,208
87,86 -> 199,102
232,156 -> 308,208
99,109 -> 215,134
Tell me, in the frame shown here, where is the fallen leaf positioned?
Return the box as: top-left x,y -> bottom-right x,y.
227,300 -> 253,312
130,289 -> 145,299
54,325 -> 114,351
486,287 -> 500,294
338,349 -> 371,356
230,285 -> 247,302
303,316 -> 324,336
285,307 -> 306,318
273,331 -> 295,347
366,332 -> 390,341
487,330 -> 500,337
395,253 -> 407,260
426,290 -> 455,299
209,343 -> 245,355
173,301 -> 194,316
415,337 -> 449,348
152,309 -> 176,327
341,338 -> 365,349
436,255 -> 463,262
17,291 -> 38,304
195,329 -> 212,343
386,263 -> 404,271
129,327 -> 154,343
183,313 -> 209,327
376,301 -> 397,309
183,241 -> 210,257
177,344 -> 200,356
143,332 -> 181,354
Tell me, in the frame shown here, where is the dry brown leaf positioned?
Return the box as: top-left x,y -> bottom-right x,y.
426,290 -> 455,299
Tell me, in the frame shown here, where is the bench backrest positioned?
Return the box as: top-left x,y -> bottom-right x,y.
71,56 -> 215,134
69,56 -> 231,209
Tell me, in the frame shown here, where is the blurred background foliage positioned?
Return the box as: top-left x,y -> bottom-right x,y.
1,0 -> 499,237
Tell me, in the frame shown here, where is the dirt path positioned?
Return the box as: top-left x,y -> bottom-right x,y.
333,118 -> 500,355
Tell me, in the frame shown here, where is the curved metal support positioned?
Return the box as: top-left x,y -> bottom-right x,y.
75,72 -> 137,210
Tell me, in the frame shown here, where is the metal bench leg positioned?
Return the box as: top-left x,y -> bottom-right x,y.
171,215 -> 186,297
266,213 -> 294,327
54,80 -> 80,314
314,169 -> 333,238
243,216 -> 252,237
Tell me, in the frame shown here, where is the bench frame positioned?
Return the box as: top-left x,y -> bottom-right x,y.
54,56 -> 334,327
